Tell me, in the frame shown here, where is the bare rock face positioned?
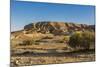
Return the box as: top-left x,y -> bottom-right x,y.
24,21 -> 94,35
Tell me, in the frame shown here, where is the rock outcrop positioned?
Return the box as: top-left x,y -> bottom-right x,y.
24,21 -> 95,35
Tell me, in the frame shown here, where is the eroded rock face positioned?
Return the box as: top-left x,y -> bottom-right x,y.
24,21 -> 94,35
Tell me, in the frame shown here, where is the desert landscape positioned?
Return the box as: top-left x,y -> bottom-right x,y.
11,21 -> 95,66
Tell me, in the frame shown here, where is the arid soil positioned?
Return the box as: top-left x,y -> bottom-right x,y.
11,22 -> 95,67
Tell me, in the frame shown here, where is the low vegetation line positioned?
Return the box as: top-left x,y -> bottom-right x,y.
11,49 -> 95,57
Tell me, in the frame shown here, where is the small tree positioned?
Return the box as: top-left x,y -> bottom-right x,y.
69,31 -> 95,50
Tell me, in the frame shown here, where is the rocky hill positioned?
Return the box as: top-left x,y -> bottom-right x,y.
23,21 -> 95,35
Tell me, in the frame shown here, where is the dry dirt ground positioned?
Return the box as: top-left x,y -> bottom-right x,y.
11,34 -> 95,67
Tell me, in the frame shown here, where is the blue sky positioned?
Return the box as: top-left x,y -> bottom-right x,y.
11,0 -> 95,31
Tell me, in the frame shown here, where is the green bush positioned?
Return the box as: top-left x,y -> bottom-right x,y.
69,31 -> 95,50
63,36 -> 70,43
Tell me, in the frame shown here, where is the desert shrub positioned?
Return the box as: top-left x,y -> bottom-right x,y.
57,40 -> 64,43
69,31 -> 95,50
19,40 -> 33,46
53,36 -> 69,43
34,42 -> 40,45
54,36 -> 70,43
62,36 -> 70,43
35,40 -> 41,42
19,39 -> 39,46
42,36 -> 53,39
